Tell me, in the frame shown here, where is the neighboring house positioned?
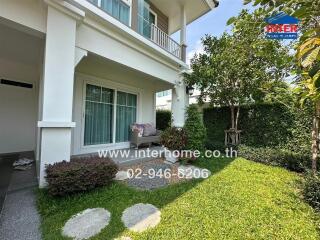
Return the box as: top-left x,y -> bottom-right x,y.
156,89 -> 209,110
0,0 -> 218,187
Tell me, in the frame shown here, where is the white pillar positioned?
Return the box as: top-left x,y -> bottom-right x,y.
38,5 -> 78,187
180,4 -> 187,62
172,76 -> 189,127
180,4 -> 187,45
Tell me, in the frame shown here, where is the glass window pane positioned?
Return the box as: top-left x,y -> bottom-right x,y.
116,91 -> 137,143
112,0 -> 120,19
101,0 -> 112,13
117,91 -> 127,105
101,87 -> 114,104
86,84 -> 101,102
127,93 -> 137,107
119,2 -> 130,25
88,0 -> 99,6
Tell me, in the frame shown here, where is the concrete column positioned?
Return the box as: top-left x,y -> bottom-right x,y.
180,4 -> 187,62
172,76 -> 189,127
38,5 -> 78,187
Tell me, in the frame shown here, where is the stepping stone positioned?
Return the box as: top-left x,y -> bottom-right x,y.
115,171 -> 130,181
178,165 -> 211,179
121,203 -> 161,232
62,208 -> 110,240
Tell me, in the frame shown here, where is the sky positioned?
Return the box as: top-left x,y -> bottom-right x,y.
172,0 -> 252,64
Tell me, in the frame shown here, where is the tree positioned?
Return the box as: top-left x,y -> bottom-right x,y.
184,10 -> 292,145
243,0 -> 320,173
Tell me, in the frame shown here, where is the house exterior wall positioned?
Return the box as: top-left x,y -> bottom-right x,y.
0,58 -> 39,154
76,23 -> 182,84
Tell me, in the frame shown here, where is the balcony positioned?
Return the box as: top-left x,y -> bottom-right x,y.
86,0 -> 182,60
138,15 -> 181,59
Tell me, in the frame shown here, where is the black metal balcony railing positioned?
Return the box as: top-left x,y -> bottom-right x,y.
86,0 -> 182,59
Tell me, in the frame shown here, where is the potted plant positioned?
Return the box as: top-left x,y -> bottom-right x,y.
160,127 -> 188,164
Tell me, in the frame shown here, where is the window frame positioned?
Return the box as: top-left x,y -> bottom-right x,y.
81,80 -> 139,149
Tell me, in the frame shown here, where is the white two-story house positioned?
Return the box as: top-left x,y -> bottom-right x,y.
0,0 -> 218,186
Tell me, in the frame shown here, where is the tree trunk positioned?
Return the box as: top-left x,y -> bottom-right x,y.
230,105 -> 235,129
235,106 -> 240,131
311,101 -> 320,175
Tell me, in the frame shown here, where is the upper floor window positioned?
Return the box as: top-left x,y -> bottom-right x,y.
88,0 -> 131,26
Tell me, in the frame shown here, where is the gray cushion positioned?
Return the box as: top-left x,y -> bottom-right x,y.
143,125 -> 157,136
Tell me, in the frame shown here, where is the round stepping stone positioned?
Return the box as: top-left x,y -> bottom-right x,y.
121,203 -> 161,232
178,165 -> 211,179
62,208 -> 110,240
115,171 -> 130,181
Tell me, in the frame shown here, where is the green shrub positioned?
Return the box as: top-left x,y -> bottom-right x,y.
45,157 -> 118,196
160,127 -> 187,151
156,110 -> 171,130
184,105 -> 206,151
303,174 -> 320,211
238,145 -> 311,172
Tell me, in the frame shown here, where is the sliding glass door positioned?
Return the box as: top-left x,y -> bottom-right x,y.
116,91 -> 137,143
84,83 -> 137,146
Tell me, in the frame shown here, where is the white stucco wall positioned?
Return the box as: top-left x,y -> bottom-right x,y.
0,58 -> 39,154
76,24 -> 182,85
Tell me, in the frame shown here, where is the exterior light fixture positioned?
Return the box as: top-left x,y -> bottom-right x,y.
186,85 -> 195,96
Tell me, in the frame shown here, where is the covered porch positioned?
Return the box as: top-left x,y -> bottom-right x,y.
0,2 -> 189,188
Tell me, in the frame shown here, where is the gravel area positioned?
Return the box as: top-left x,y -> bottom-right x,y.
120,159 -> 185,190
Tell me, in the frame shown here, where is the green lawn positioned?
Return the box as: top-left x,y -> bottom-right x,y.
37,157 -> 320,240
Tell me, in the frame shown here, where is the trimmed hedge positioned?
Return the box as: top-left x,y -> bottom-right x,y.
203,103 -> 312,154
45,157 -> 118,196
238,145 -> 311,173
156,110 -> 171,130
303,174 -> 320,210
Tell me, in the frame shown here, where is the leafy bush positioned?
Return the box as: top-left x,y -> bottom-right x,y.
156,110 -> 171,130
184,105 -> 207,151
45,157 -> 118,196
238,145 -> 311,172
160,127 -> 187,151
303,174 -> 320,210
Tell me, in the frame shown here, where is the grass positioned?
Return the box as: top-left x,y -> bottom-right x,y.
37,157 -> 320,240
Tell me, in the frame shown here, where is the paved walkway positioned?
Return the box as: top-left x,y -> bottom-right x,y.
0,153 -> 41,240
